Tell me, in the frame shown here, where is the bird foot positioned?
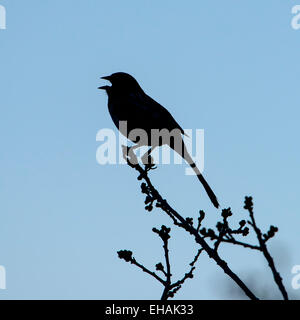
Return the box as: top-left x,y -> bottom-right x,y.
122,145 -> 139,165
141,153 -> 157,170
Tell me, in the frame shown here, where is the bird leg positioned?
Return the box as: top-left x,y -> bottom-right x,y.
124,145 -> 140,165
141,147 -> 157,170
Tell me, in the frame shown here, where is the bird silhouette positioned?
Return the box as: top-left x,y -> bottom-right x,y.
98,72 -> 219,208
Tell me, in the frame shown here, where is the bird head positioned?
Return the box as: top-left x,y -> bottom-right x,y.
99,72 -> 142,93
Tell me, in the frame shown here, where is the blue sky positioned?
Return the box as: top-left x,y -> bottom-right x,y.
0,0 -> 299,299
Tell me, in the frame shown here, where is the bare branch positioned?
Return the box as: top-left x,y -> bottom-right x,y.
122,146 -> 259,300
244,196 -> 288,300
117,250 -> 165,285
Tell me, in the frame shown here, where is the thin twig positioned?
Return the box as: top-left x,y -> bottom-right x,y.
244,197 -> 289,300
161,236 -> 171,300
117,250 -> 166,285
217,238 -> 261,251
131,258 -> 166,285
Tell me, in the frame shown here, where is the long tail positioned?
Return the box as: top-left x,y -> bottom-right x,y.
190,161 -> 219,208
171,139 -> 219,208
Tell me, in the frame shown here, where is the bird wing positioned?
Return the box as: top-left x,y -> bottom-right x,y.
126,92 -> 185,135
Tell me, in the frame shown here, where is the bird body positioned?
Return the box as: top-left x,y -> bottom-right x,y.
103,83 -> 184,141
99,72 -> 219,208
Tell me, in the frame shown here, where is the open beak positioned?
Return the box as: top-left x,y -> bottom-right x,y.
99,75 -> 111,90
98,86 -> 107,90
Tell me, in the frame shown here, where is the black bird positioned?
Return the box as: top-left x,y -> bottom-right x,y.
98,72 -> 219,208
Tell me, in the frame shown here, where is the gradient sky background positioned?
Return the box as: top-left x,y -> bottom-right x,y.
0,1 -> 300,299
